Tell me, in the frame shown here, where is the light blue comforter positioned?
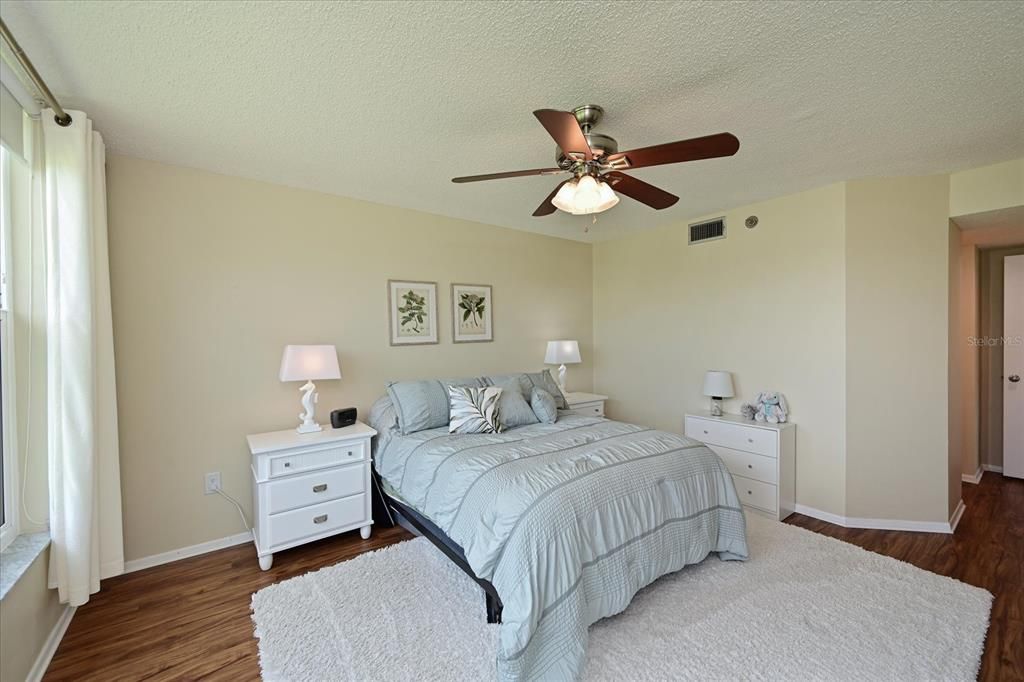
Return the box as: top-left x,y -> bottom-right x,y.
375,415 -> 748,681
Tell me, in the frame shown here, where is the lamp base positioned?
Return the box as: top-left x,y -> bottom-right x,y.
709,398 -> 724,417
557,364 -> 568,393
295,380 -> 322,433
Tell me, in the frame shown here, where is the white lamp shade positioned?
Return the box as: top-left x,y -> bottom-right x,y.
702,370 -> 735,398
545,340 -> 582,365
279,345 -> 342,382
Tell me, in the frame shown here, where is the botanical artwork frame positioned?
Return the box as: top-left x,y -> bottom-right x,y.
451,283 -> 493,343
388,280 -> 439,346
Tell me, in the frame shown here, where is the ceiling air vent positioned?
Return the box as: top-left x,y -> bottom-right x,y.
689,217 -> 726,244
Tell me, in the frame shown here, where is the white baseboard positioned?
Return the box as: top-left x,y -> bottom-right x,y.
793,503 -> 960,534
981,464 -> 1003,473
948,499 -> 966,533
123,531 -> 252,574
27,605 -> 75,682
961,468 -> 984,484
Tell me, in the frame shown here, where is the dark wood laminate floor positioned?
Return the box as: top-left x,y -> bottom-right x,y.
45,475 -> 1022,681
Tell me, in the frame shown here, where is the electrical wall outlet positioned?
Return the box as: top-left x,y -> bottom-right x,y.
204,472 -> 222,495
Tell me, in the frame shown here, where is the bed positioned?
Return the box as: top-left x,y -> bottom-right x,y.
369,377 -> 749,681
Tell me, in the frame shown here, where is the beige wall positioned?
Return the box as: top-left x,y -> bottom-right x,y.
106,155 -> 594,561
949,158 -> 1024,218
958,240 -> 980,477
0,548 -> 65,682
844,175 -> 952,522
593,183 -> 848,515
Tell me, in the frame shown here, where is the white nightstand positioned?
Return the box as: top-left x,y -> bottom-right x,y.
684,412 -> 796,521
247,421 -> 376,570
563,391 -> 609,417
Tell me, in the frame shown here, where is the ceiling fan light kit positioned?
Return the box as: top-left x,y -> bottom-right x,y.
452,104 -> 740,227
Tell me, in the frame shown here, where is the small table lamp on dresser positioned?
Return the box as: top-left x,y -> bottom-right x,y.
702,370 -> 735,417
279,345 -> 341,433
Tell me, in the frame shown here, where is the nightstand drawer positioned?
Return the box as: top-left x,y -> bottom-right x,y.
565,402 -> 604,417
268,494 -> 367,548
265,464 -> 366,514
685,417 -> 776,457
710,445 -> 778,485
732,474 -> 778,513
268,441 -> 366,478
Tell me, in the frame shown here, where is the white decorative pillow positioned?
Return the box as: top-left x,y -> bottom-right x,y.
449,385 -> 503,434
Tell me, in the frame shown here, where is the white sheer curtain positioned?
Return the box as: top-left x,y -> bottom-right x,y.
34,109 -> 124,606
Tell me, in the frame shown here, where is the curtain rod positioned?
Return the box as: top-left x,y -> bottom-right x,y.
0,18 -> 71,126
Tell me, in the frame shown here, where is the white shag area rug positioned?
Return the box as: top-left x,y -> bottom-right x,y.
251,513 -> 992,681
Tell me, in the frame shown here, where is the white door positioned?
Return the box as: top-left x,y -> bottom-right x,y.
1004,254 -> 1024,478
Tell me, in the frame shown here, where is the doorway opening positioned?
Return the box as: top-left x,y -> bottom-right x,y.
952,205 -> 1023,484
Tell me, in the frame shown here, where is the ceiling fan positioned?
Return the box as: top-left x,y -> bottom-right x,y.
452,104 -> 739,218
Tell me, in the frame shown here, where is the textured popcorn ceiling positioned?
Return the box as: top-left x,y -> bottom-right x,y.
2,1 -> 1022,242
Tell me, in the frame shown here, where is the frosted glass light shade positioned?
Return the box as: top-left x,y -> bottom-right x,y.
279,345 -> 342,382
545,340 -> 582,364
702,370 -> 735,398
551,176 -> 620,215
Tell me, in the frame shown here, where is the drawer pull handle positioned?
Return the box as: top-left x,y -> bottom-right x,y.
283,462 -> 291,468
703,430 -> 709,434
747,464 -> 753,469
747,490 -> 753,495
313,514 -> 328,524
346,451 -> 353,457
313,484 -> 327,493
747,438 -> 754,443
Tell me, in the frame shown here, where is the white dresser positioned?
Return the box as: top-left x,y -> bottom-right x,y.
684,412 -> 795,521
247,422 -> 376,570
563,391 -> 608,417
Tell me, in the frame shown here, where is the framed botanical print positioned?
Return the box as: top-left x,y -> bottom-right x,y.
388,280 -> 438,345
452,283 -> 493,343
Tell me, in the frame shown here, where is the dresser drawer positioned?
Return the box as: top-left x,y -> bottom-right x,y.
264,464 -> 366,514
268,441 -> 366,478
565,401 -> 604,417
732,474 -> 778,514
710,445 -> 778,485
268,494 -> 367,548
685,417 -> 777,457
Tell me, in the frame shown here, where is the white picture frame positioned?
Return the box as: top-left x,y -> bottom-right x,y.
452,283 -> 493,343
388,280 -> 439,345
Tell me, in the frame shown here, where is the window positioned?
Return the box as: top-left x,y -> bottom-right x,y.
0,144 -> 17,551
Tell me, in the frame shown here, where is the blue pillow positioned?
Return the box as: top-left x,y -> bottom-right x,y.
524,370 -> 568,409
530,387 -> 558,424
494,378 -> 539,429
386,376 -> 483,435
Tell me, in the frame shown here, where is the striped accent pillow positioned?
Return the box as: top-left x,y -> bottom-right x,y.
448,385 -> 503,434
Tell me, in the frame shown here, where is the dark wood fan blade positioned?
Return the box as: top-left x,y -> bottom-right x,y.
533,180 -> 569,217
603,171 -> 679,209
452,168 -> 565,183
533,109 -> 592,160
606,133 -> 739,170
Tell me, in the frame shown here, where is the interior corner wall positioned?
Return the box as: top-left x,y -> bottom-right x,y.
844,175 -> 953,522
958,239 -> 981,478
593,183 -> 848,516
947,221 -> 963,513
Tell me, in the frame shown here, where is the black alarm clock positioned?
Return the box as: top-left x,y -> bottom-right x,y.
330,407 -> 357,429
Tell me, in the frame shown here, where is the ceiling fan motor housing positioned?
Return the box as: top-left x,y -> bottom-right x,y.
556,132 -> 619,168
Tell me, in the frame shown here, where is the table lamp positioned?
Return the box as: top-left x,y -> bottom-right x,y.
545,340 -> 581,393
703,370 -> 735,417
279,345 -> 342,433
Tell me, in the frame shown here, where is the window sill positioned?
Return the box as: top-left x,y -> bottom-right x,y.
0,531 -> 50,600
